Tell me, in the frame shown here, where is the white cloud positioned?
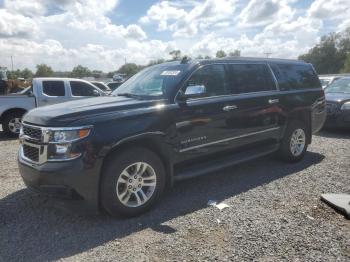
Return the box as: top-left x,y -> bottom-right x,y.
307,0 -> 350,19
140,0 -> 237,37
4,0 -> 46,17
0,9 -> 39,38
238,0 -> 294,26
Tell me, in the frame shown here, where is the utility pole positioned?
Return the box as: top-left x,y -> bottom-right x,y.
11,55 -> 14,71
124,57 -> 127,65
264,52 -> 272,58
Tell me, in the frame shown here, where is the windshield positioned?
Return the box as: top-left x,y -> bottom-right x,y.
112,64 -> 186,98
325,78 -> 350,93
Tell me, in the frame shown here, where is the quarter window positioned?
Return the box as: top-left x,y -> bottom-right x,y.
185,64 -> 227,97
227,64 -> 276,94
270,63 -> 321,90
70,81 -> 100,96
42,81 -> 65,96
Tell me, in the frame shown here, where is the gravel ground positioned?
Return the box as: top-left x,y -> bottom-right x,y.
0,129 -> 349,262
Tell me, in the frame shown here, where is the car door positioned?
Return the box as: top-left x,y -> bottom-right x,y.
222,63 -> 283,148
175,64 -> 237,157
37,80 -> 69,107
69,81 -> 102,100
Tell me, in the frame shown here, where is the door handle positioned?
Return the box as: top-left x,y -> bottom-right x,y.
268,99 -> 279,104
223,105 -> 238,111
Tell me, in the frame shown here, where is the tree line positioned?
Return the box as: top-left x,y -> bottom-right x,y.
5,48 -> 242,80
299,27 -> 350,74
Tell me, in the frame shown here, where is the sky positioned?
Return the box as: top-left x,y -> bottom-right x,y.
0,0 -> 350,72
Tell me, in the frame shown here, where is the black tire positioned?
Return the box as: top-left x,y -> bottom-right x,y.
278,120 -> 308,163
2,111 -> 24,137
101,147 -> 166,217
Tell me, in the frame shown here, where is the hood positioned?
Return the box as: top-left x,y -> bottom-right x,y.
23,96 -> 164,126
325,92 -> 350,103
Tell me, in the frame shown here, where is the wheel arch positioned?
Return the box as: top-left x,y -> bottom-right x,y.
99,133 -> 174,196
0,108 -> 27,124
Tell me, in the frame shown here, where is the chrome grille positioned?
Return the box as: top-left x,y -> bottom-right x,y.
23,144 -> 40,162
23,125 -> 42,140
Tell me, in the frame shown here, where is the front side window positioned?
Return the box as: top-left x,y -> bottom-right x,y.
184,64 -> 227,97
70,81 -> 100,96
270,63 -> 321,90
227,64 -> 276,94
42,81 -> 65,96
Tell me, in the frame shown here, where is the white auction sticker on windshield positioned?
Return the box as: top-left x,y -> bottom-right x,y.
161,70 -> 181,76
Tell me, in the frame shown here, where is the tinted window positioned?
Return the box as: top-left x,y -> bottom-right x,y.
270,63 -> 321,90
227,64 -> 276,94
70,81 -> 99,96
185,64 -> 227,97
42,81 -> 65,96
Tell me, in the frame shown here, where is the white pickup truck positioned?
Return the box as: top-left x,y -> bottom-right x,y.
0,78 -> 106,135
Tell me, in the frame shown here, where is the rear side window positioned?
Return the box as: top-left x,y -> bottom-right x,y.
270,63 -> 321,90
227,64 -> 276,94
186,64 -> 227,97
70,81 -> 100,96
42,81 -> 65,96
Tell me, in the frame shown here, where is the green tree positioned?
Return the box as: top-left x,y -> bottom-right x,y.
169,50 -> 182,60
21,68 -> 34,79
35,64 -> 53,77
216,50 -> 227,58
229,50 -> 241,57
341,52 -> 350,73
118,63 -> 140,77
70,65 -> 91,78
298,32 -> 347,74
91,70 -> 103,78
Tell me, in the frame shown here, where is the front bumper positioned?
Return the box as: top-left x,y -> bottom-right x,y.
18,149 -> 102,212
324,111 -> 350,129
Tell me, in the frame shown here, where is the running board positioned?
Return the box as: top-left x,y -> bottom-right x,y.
174,143 -> 280,181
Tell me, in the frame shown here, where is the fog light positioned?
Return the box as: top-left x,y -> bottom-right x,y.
56,144 -> 69,154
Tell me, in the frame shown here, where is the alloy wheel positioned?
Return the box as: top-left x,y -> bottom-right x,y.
290,128 -> 306,157
8,118 -> 22,134
116,162 -> 157,207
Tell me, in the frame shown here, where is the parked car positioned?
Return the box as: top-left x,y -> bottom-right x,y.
319,74 -> 350,89
0,78 -> 106,135
106,81 -> 123,90
18,58 -> 326,217
90,81 -> 112,93
324,77 -> 350,129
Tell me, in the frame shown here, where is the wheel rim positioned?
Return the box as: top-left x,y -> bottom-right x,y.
8,118 -> 22,134
116,162 -> 157,208
290,128 -> 306,157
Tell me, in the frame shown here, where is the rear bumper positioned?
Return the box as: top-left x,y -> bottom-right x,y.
18,151 -> 102,212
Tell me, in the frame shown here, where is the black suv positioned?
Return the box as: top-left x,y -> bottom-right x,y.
18,58 -> 326,217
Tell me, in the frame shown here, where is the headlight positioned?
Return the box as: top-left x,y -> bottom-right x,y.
49,128 -> 91,143
47,126 -> 92,161
341,101 -> 350,110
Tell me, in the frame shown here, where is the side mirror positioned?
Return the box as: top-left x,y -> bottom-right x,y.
93,90 -> 101,96
185,85 -> 206,96
177,85 -> 206,103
